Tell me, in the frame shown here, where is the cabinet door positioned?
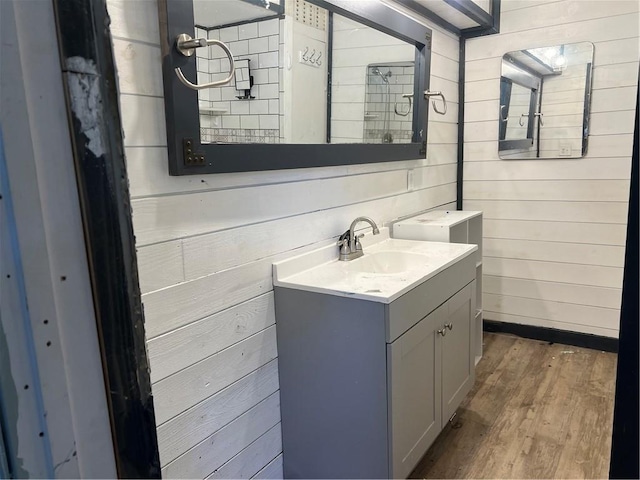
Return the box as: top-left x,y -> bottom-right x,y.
441,282 -> 475,423
387,303 -> 445,479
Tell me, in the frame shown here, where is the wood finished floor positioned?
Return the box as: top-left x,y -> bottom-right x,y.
410,332 -> 617,479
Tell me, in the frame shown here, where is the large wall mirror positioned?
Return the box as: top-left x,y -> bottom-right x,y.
158,0 -> 433,175
499,42 -> 594,159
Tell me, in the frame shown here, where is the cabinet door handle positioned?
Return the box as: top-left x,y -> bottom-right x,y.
437,328 -> 447,336
445,322 -> 453,331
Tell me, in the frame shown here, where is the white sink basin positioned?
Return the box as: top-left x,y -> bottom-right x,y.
273,228 -> 477,304
344,251 -> 430,275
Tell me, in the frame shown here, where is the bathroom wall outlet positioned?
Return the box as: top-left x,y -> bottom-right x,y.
559,144 -> 572,156
407,169 -> 414,191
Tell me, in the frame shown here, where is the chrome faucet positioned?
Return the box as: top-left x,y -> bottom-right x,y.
337,216 -> 380,261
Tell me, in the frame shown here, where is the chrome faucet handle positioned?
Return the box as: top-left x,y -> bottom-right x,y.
337,230 -> 350,244
337,238 -> 350,258
354,233 -> 365,251
337,230 -> 352,258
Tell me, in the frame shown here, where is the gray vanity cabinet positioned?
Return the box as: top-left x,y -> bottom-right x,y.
388,282 -> 475,479
441,283 -> 476,423
387,302 -> 443,479
274,254 -> 476,479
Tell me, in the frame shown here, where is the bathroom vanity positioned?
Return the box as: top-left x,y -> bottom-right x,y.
394,210 -> 484,364
273,229 -> 477,478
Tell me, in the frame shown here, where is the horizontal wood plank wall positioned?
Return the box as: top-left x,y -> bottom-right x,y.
464,0 -> 639,338
105,0 -> 460,477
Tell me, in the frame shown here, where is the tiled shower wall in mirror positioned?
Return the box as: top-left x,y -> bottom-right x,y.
196,19 -> 284,144
364,63 -> 414,144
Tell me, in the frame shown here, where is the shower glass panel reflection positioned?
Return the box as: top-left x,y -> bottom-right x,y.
364,62 -> 414,143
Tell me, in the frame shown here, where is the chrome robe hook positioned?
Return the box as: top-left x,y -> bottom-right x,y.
519,113 -> 528,127
174,34 -> 235,90
500,104 -> 509,122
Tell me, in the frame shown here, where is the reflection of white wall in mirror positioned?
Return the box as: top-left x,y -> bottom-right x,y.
538,43 -> 592,158
499,61 -> 539,159
283,0 -> 327,143
331,15 -> 414,144
504,83 -> 531,141
469,0 -> 491,13
193,0 -> 278,30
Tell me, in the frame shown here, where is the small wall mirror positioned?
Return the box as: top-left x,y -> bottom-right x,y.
499,42 -> 594,159
158,0 -> 432,174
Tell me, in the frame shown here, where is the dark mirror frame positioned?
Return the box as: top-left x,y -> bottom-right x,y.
158,0 -> 433,175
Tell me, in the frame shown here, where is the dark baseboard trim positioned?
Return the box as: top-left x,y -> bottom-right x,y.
484,320 -> 618,353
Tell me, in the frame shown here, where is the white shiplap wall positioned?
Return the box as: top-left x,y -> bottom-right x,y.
464,0 -> 639,338
106,0 -> 460,478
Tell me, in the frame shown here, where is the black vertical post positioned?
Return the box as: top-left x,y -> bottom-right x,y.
609,68 -> 639,480
456,37 -> 465,210
326,11 -> 334,143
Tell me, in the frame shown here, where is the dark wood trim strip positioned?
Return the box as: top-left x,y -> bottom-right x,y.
484,320 -> 618,353
51,0 -> 161,477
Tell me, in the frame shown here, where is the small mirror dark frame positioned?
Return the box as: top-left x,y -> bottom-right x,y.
158,0 -> 432,175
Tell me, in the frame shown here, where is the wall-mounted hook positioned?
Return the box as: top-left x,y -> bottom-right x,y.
394,93 -> 413,116
302,46 -> 309,61
424,91 -> 447,115
174,33 -> 235,90
519,113 -> 528,127
534,112 -> 544,126
309,49 -> 317,62
500,104 -> 509,122
316,51 -> 322,66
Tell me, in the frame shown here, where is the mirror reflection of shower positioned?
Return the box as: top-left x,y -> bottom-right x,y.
372,67 -> 393,143
364,62 -> 415,144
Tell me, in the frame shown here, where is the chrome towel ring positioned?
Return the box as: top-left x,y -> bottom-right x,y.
424,90 -> 447,115
394,93 -> 413,116
174,33 -> 235,90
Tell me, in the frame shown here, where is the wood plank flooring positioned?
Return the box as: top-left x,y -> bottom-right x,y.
410,332 -> 617,479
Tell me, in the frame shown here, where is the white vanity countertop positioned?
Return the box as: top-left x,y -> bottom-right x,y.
395,210 -> 482,227
273,228 -> 477,304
